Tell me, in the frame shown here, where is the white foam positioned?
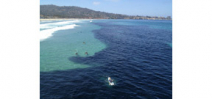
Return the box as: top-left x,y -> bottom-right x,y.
40,20 -> 80,29
40,24 -> 78,41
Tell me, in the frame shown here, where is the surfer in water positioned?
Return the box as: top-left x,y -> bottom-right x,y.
75,49 -> 78,56
108,77 -> 114,85
108,77 -> 113,83
85,52 -> 88,55
75,52 -> 78,55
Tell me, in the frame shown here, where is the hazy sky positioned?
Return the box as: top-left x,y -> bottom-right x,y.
40,0 -> 172,17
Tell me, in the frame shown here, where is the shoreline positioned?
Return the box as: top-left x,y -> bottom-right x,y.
40,18 -> 106,21
40,18 -> 172,21
40,18 -> 91,21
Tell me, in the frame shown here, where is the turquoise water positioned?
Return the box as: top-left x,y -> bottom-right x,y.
40,20 -> 106,72
95,19 -> 172,30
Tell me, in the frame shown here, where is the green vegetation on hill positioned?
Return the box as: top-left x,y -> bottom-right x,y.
40,5 -> 171,20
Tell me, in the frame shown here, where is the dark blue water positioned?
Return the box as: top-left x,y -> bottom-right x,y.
40,20 -> 172,99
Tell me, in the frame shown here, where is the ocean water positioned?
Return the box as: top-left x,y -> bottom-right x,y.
40,20 -> 106,72
40,19 -> 172,99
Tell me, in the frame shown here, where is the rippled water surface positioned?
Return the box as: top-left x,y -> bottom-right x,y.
40,19 -> 172,99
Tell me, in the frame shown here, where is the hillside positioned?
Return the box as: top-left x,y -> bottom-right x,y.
40,5 -> 171,20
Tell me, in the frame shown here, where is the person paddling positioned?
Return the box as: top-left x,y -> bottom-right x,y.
108,77 -> 113,83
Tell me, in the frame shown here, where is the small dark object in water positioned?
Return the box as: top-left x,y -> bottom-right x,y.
85,52 -> 88,55
75,53 -> 78,55
83,42 -> 86,44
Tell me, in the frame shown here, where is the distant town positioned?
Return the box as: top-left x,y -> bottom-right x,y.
40,5 -> 172,20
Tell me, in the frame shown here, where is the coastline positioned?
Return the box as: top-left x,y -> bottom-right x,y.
40,18 -> 172,21
40,18 -> 96,21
